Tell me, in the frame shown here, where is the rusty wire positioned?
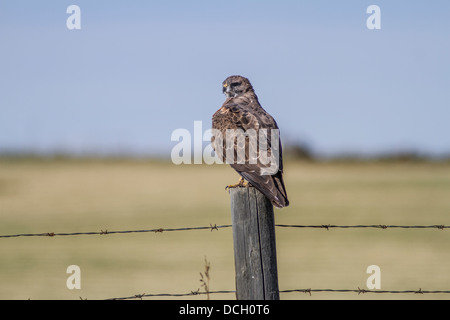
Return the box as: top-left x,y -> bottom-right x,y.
105,290 -> 236,300
0,224 -> 448,239
0,224 -> 232,238
276,224 -> 448,230
104,287 -> 450,300
279,288 -> 450,295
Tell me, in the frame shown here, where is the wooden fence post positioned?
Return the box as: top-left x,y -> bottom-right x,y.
229,186 -> 280,300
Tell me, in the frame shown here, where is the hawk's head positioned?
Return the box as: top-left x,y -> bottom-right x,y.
222,75 -> 254,98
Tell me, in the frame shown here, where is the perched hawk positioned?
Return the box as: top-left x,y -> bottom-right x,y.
211,75 -> 289,208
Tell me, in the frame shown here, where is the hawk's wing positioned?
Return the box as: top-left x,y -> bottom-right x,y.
212,97 -> 289,208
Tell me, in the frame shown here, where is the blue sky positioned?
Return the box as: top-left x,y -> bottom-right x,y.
1,1 -> 449,157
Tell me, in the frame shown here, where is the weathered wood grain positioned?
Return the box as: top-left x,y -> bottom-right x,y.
229,187 -> 279,300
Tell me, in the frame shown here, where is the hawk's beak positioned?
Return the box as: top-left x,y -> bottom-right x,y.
223,83 -> 230,94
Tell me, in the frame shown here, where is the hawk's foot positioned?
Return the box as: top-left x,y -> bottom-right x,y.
225,177 -> 251,190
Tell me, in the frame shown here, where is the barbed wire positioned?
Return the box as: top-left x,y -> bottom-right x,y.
104,287 -> 450,300
276,224 -> 449,230
105,290 -> 236,300
0,224 -> 447,239
3,223 -> 448,300
279,288 -> 450,295
0,224 -> 232,238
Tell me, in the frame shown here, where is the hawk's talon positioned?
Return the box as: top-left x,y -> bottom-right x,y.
225,177 -> 250,190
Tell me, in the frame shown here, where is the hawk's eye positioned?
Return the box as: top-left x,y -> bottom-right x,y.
230,82 -> 241,87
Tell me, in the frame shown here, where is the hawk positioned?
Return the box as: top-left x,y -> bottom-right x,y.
211,75 -> 289,208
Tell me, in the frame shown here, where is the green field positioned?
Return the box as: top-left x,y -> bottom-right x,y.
0,159 -> 449,300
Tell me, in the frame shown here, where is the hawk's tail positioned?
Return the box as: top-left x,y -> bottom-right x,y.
271,171 -> 289,208
240,171 -> 289,209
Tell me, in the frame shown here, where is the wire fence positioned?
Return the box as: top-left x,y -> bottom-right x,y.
1,222 -> 449,299
104,288 -> 450,300
0,224 -> 231,238
0,223 -> 448,239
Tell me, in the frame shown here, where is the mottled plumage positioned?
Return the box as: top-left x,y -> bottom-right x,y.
212,75 -> 289,208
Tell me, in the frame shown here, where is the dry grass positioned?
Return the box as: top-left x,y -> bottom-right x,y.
0,159 -> 449,300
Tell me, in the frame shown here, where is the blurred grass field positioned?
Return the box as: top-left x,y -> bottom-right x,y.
0,158 -> 449,300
